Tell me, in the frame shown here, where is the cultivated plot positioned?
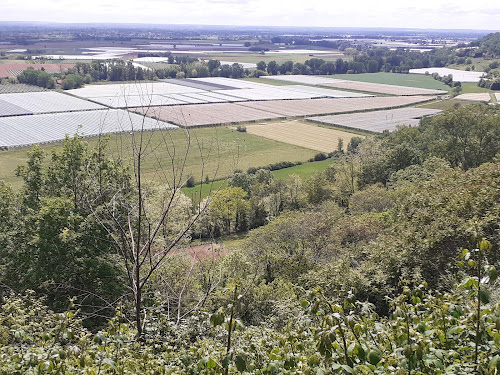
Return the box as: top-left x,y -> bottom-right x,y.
87,94 -> 189,108
245,120 -> 359,153
0,91 -> 105,116
67,82 -> 204,98
132,103 -> 284,127
164,78 -> 237,91
409,68 -> 485,83
0,64 -> 74,78
308,108 -> 442,133
262,75 -> 447,96
0,84 -> 48,94
192,77 -> 270,89
320,81 -> 447,96
0,99 -> 32,117
213,88 -> 318,101
0,109 -> 178,149
278,85 -> 372,98
261,75 -> 342,85
455,93 -> 491,102
238,96 -> 436,117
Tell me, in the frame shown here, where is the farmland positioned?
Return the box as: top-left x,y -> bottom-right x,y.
319,72 -> 450,90
307,107 -> 442,133
0,126 -> 318,188
455,93 -> 492,102
262,75 -> 448,96
409,67 -> 485,82
244,120 -> 361,152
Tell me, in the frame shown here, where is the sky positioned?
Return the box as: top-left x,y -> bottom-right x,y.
1,0 -> 499,31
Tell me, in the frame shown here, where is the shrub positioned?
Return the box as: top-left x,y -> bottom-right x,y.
185,175 -> 195,187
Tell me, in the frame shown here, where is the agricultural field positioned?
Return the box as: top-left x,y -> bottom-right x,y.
262,75 -> 447,96
238,96 -> 436,117
0,110 -> 177,148
417,98 -> 465,110
66,78 -> 368,109
460,82 -> 494,94
308,107 -> 442,133
319,72 -> 450,90
0,126 -> 317,188
0,91 -> 105,116
132,95 -> 434,127
0,63 -> 75,78
133,102 -> 283,126
201,51 -> 348,65
244,120 -> 360,152
455,93 -> 492,102
0,84 -> 48,94
408,68 -> 485,82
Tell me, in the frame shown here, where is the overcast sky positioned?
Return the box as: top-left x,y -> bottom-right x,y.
1,0 -> 499,30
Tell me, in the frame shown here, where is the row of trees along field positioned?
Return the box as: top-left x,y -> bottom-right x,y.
0,103 -> 499,373
9,32 -> 499,90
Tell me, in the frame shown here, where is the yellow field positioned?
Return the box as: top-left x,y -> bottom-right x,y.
244,120 -> 361,153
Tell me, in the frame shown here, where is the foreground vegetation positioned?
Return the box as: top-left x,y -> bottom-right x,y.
0,103 -> 499,373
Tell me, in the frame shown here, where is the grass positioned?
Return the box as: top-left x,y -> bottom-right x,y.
182,179 -> 227,203
182,158 -> 334,202
417,99 -> 463,110
271,158 -> 333,180
319,72 -> 450,91
460,83 -> 493,94
0,126 -> 318,190
203,52 -> 347,65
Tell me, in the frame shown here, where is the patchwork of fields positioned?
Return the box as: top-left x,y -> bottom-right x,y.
133,96 -> 435,127
67,77 -> 369,109
0,76 -> 444,151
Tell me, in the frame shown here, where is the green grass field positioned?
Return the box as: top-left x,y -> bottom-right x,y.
203,52 -> 348,65
0,126 -> 318,189
416,99 -> 462,110
319,72 -> 450,91
459,83 -> 493,94
182,158 -> 334,202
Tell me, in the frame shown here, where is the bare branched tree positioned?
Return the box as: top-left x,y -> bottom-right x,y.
86,81 -> 238,336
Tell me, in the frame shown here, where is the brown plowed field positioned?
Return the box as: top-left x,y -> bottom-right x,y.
0,63 -> 74,78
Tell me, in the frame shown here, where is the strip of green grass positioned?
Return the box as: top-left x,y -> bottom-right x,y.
459,83 -> 493,94
417,99 -> 462,110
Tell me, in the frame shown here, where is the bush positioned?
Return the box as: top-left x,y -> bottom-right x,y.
312,152 -> 328,161
185,175 -> 195,187
236,125 -> 247,132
